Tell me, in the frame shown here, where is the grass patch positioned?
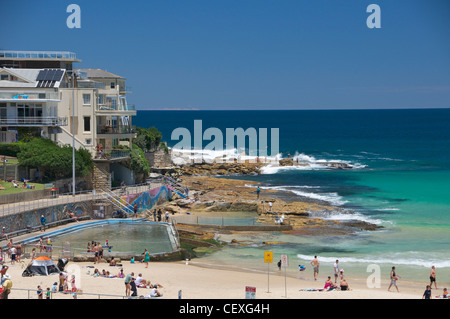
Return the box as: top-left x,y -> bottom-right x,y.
0,181 -> 45,195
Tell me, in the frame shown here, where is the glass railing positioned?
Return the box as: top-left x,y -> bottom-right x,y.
0,50 -> 78,60
0,117 -> 68,126
97,125 -> 136,135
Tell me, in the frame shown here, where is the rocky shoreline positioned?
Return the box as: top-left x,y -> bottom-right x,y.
175,158 -> 354,176
160,175 -> 383,237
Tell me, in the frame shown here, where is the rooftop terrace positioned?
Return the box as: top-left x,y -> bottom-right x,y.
0,50 -> 81,62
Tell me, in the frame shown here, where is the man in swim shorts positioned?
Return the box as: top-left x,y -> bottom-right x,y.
430,266 -> 437,289
310,256 -> 319,281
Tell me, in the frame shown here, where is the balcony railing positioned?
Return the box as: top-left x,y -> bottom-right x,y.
0,50 -> 78,60
94,149 -> 131,161
0,91 -> 60,101
97,125 -> 136,135
0,117 -> 68,126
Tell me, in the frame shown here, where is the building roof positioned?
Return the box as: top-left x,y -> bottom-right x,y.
1,68 -> 41,83
0,67 -> 66,88
76,69 -> 125,79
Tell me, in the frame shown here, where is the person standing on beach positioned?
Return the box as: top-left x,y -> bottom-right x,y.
143,249 -> 150,268
388,266 -> 401,292
310,256 -> 319,281
430,266 -> 438,289
422,285 -> 432,299
268,201 -> 273,212
256,186 -> 260,199
37,285 -> 43,299
124,272 -> 134,296
1,274 -> 12,299
333,260 -> 339,283
153,210 -> 157,222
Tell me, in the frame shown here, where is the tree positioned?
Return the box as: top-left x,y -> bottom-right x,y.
17,138 -> 93,179
128,143 -> 150,175
134,127 -> 162,151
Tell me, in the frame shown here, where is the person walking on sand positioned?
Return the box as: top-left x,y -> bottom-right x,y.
430,266 -> 438,289
256,186 -> 260,199
388,266 -> 401,292
310,256 -> 319,281
268,201 -> 273,212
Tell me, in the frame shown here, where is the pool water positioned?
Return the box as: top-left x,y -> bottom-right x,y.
50,222 -> 175,255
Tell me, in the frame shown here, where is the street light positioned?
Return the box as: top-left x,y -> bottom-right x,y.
72,72 -> 76,196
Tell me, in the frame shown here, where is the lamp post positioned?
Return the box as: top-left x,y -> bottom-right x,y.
72,72 -> 76,196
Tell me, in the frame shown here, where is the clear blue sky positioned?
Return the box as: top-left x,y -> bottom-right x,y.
1,0 -> 449,110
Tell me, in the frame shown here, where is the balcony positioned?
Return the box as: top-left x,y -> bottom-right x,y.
0,117 -> 68,127
97,124 -> 136,135
0,91 -> 60,102
94,149 -> 131,162
0,50 -> 80,62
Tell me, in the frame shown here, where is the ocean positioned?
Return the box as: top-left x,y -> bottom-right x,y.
134,109 -> 450,287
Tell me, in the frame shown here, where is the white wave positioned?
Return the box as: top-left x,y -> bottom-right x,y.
378,208 -> 400,212
296,253 -> 450,269
319,212 -> 385,225
171,147 -> 281,165
260,185 -> 348,206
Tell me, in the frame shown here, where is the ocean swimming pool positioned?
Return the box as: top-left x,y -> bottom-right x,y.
23,219 -> 179,255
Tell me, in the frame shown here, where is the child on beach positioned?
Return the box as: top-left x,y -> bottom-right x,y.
422,285 -> 432,299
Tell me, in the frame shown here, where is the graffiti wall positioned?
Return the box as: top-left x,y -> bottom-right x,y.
0,202 -> 91,234
0,186 -> 172,235
119,185 -> 172,213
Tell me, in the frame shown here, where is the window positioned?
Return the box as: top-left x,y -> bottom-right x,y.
0,74 -> 8,80
86,138 -> 92,145
83,94 -> 91,105
110,82 -> 115,89
84,116 -> 91,132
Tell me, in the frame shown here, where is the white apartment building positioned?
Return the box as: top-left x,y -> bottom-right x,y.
0,50 -> 138,183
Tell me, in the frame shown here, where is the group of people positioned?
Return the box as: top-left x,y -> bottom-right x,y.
1,239 -> 23,265
87,241 -> 108,264
124,271 -> 162,298
151,208 -> 170,223
421,265 -> 448,299
309,257 -> 350,291
11,179 -> 35,189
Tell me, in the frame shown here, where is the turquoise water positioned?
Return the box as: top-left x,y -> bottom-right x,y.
134,109 -> 450,285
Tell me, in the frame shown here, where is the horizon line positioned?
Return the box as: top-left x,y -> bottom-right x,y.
135,107 -> 450,111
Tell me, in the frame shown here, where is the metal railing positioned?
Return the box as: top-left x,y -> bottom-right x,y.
9,288 -> 143,299
0,181 -> 166,219
0,117 -> 68,126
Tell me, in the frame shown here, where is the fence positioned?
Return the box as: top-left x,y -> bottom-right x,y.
0,181 -> 165,218
9,288 -> 141,299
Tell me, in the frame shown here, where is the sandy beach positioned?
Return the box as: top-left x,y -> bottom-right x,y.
3,256 -> 432,300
